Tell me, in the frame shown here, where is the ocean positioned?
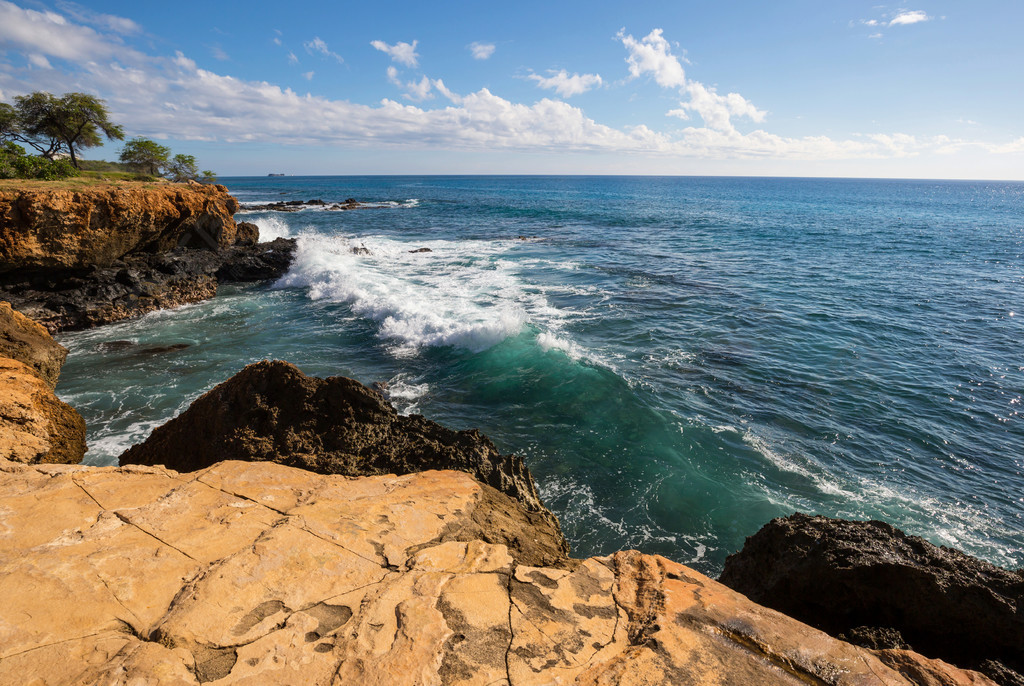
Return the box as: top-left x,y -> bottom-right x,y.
55,175 -> 1024,575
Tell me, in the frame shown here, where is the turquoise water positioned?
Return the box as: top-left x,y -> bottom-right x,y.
56,176 -> 1024,574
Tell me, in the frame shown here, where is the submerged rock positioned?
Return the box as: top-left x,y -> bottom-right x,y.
119,360 -> 566,557
0,458 -> 993,685
719,512 -> 1024,684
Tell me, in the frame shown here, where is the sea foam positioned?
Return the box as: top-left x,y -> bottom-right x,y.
275,233 -> 566,356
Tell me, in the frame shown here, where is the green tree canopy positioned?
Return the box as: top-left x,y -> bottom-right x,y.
119,137 -> 170,176
164,153 -> 200,183
1,92 -> 124,168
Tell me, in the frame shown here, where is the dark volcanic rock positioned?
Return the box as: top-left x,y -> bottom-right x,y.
0,239 -> 296,333
719,512 -> 1024,684
118,360 -> 566,553
0,301 -> 67,388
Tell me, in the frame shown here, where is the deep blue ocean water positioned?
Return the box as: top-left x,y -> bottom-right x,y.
56,176 -> 1024,575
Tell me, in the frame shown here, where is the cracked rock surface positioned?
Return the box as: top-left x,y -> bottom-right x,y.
0,458 -> 993,685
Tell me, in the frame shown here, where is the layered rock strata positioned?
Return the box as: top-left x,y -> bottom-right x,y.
0,301 -> 85,464
119,360 -> 563,550
719,513 -> 1024,685
0,182 -> 241,274
0,458 -> 993,685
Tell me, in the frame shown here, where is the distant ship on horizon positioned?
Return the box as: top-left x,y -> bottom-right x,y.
268,173 -> 286,177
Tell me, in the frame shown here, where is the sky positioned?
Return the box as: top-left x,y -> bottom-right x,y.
1,0 -> 1022,178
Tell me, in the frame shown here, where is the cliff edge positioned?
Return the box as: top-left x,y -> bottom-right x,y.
0,181 -> 240,274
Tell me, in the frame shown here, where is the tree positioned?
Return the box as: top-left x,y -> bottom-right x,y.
119,137 -> 170,176
3,92 -> 124,168
164,153 -> 200,182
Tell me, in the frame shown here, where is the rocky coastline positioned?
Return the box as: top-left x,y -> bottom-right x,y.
0,181 -> 295,332
0,181 -> 1016,684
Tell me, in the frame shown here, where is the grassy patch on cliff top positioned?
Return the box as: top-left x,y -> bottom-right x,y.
0,172 -> 171,191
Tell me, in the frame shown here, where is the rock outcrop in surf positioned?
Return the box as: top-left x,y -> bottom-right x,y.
719,512 -> 1024,685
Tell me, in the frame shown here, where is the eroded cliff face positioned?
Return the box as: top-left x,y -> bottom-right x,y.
0,458 -> 993,686
0,182 -> 241,275
0,301 -> 85,464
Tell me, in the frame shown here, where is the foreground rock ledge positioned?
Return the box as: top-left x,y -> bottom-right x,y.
119,360 -> 558,535
0,458 -> 992,685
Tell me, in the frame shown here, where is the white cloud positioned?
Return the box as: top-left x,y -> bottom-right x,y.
211,46 -> 229,61
303,71 -> 314,81
273,37 -> 282,46
528,70 -> 602,97
27,53 -> 53,69
304,37 -> 343,63
618,28 -> 687,89
0,0 -> 130,62
889,10 -> 930,26
668,82 -> 766,132
0,8 -> 1015,169
370,39 -> 419,67
55,1 -> 140,34
287,52 -> 298,65
620,28 -> 764,133
469,42 -> 495,60
386,65 -> 434,101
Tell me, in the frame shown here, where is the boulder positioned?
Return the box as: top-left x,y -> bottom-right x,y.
0,357 -> 85,464
234,221 -> 260,247
0,183 -> 241,275
119,360 -> 562,538
719,512 -> 1024,684
0,300 -> 67,388
0,458 -> 994,685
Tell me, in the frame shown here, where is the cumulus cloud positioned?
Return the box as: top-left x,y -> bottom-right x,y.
618,28 -> 687,89
0,7 -> 1013,167
668,82 -> 766,132
304,37 -> 343,63
386,65 -> 434,101
469,42 -> 495,60
620,28 -> 764,133
889,10 -> 930,26
371,39 -> 419,67
528,70 -> 602,97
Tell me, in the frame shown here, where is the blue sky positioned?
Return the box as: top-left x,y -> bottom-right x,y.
1,0 -> 1022,178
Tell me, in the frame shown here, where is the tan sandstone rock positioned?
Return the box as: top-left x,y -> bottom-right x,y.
0,301 -> 68,388
0,458 -> 993,685
0,357 -> 85,464
0,183 -> 240,274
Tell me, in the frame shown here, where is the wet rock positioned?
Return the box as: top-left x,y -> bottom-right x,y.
719,512 -> 1024,684
0,301 -> 67,388
408,247 -> 432,253
1,239 -> 296,333
350,244 -> 370,255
